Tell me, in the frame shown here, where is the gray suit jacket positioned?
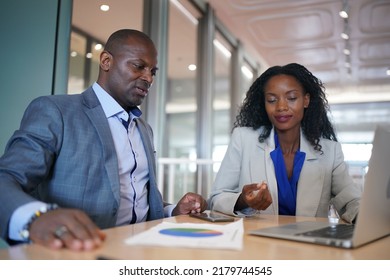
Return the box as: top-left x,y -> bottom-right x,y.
209,127 -> 361,223
0,87 -> 164,239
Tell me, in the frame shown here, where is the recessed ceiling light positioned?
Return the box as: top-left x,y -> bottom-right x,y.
188,64 -> 197,71
100,5 -> 110,12
386,69 -> 390,76
339,10 -> 348,19
339,0 -> 349,19
341,32 -> 349,40
94,44 -> 103,51
341,23 -> 350,40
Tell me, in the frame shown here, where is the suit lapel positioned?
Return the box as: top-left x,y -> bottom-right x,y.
135,118 -> 164,219
296,132 -> 324,216
263,129 -> 278,214
135,118 -> 156,184
250,128 -> 278,214
81,88 -> 121,204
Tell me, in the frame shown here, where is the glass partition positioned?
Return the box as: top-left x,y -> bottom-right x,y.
67,31 -> 86,94
163,0 -> 202,202
241,60 -> 255,101
211,30 -> 232,185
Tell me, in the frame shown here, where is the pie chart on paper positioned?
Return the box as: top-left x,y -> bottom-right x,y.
159,228 -> 223,238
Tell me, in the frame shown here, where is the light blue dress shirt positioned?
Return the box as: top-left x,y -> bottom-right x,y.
93,83 -> 150,225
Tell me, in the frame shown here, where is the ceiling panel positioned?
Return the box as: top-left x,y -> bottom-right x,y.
207,0 -> 390,102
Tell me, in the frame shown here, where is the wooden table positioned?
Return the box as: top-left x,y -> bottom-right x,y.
0,214 -> 389,260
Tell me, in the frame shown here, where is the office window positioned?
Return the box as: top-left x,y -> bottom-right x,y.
68,29 -> 104,94
68,0 -> 143,94
212,31 -> 232,160
68,31 -> 86,94
342,143 -> 373,188
164,0 -> 201,202
241,60 -> 255,101
89,41 -> 103,87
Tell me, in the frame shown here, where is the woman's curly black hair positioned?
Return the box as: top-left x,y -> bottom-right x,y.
234,63 -> 337,153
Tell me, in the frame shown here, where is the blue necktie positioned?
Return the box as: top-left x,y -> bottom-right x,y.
121,118 -> 129,131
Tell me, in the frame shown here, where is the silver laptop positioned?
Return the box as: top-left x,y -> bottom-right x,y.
250,125 -> 390,249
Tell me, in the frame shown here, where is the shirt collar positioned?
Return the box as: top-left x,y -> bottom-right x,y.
92,82 -> 142,121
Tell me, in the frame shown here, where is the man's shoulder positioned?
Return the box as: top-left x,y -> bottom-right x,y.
33,92 -> 81,102
31,88 -> 94,106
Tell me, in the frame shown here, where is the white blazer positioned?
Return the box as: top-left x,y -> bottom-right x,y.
209,127 -> 361,223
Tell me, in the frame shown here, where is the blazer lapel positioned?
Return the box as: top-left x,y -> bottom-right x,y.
296,131 -> 325,216
263,129 -> 279,214
135,118 -> 164,219
251,128 -> 278,214
81,88 -> 121,204
135,118 -> 156,184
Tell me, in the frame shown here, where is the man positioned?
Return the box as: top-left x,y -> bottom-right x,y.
0,29 -> 207,251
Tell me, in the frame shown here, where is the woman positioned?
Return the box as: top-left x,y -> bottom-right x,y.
209,63 -> 361,223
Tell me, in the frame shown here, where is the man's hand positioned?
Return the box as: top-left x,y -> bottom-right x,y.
29,208 -> 106,251
172,192 -> 208,216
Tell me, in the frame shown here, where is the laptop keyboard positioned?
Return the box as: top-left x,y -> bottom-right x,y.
296,224 -> 355,240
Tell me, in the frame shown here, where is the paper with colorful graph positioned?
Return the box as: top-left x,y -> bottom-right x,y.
125,218 -> 243,250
